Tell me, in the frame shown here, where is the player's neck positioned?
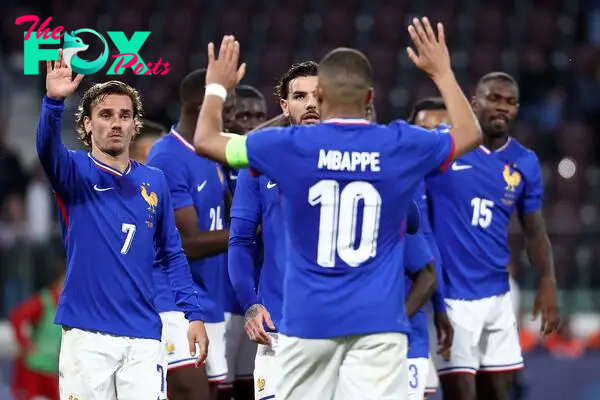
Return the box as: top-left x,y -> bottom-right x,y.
482,133 -> 509,151
174,118 -> 196,144
91,147 -> 130,172
320,105 -> 365,122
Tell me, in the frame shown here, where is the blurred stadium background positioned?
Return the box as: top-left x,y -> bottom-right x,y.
1,0 -> 600,398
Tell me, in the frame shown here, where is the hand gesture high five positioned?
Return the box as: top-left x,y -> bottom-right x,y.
46,48 -> 84,100
206,35 -> 246,90
406,17 -> 451,80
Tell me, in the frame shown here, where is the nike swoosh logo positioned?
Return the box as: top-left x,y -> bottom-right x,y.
451,162 -> 472,171
93,184 -> 114,192
197,181 -> 207,192
266,181 -> 277,189
229,172 -> 238,180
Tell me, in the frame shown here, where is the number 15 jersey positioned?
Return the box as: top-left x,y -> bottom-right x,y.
426,138 -> 543,300
245,118 -> 455,339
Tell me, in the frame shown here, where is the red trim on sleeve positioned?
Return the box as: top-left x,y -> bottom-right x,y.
249,168 -> 260,177
54,192 -> 69,226
439,135 -> 456,172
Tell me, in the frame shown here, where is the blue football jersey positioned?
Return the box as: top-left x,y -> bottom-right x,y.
427,138 -> 543,300
147,129 -> 228,323
404,232 -> 434,359
224,167 -> 239,193
245,118 -> 455,338
230,169 -> 285,327
36,97 -> 203,340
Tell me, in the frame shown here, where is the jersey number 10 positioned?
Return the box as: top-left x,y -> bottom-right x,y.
309,180 -> 382,268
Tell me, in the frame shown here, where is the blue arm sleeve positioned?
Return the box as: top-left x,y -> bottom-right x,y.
155,172 -> 206,321
36,96 -> 77,201
393,120 -> 456,174
246,127 -> 293,180
517,154 -> 543,214
228,217 -> 260,311
228,169 -> 262,311
428,238 -> 447,312
404,232 -> 434,274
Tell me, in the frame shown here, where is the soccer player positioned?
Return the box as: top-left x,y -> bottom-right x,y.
147,69 -> 232,400
220,84 -> 267,400
403,230 -> 439,400
427,72 -> 560,400
9,260 -> 65,400
193,18 -> 482,399
37,50 -> 207,400
406,97 -> 454,398
130,119 -> 167,163
228,61 -> 319,400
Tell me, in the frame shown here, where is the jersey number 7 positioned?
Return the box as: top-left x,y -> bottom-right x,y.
309,180 -> 381,268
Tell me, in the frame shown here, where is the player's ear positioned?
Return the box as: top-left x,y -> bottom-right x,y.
365,87 -> 374,105
280,99 -> 290,117
83,116 -> 92,135
470,95 -> 478,112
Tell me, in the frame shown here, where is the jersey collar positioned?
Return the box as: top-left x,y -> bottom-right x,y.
480,137 -> 511,154
170,126 -> 195,153
88,153 -> 132,177
323,118 -> 370,125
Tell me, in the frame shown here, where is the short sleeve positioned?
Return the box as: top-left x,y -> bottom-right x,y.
246,126 -> 294,180
230,169 -> 261,223
391,120 -> 456,174
146,154 -> 194,210
517,153 -> 543,214
403,232 -> 433,275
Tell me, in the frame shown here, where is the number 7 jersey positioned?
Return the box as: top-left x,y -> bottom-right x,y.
426,138 -> 543,300
245,119 -> 455,339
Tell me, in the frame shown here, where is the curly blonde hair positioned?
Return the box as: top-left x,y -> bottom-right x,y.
74,80 -> 144,148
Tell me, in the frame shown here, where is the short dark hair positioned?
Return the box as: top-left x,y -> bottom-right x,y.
408,97 -> 446,124
179,68 -> 207,107
274,61 -> 318,100
75,80 -> 143,148
236,85 -> 265,102
139,119 -> 167,138
476,72 -> 518,91
318,48 -> 372,105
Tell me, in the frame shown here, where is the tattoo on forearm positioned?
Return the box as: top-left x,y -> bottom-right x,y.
244,304 -> 263,324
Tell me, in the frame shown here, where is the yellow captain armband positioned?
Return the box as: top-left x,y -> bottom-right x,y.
225,135 -> 249,168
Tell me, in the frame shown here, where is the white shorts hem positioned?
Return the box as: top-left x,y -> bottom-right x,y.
478,361 -> 524,373
437,366 -> 478,376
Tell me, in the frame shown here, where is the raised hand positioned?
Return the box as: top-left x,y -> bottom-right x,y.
406,17 -> 451,80
46,48 -> 84,100
206,35 -> 246,90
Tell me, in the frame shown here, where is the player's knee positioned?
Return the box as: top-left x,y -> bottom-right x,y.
440,374 -> 476,400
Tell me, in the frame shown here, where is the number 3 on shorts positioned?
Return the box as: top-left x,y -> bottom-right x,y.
408,363 -> 419,389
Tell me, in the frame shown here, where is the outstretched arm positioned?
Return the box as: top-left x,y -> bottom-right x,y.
37,48 -> 84,201
406,17 -> 482,158
194,36 -> 247,166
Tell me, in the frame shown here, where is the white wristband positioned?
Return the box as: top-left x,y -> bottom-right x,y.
205,83 -> 227,101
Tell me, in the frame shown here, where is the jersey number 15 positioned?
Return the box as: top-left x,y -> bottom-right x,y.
309,180 -> 382,268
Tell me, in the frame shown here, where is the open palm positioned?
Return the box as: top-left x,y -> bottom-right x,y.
46,48 -> 84,100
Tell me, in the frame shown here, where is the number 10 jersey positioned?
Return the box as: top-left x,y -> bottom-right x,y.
245,118 -> 455,339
